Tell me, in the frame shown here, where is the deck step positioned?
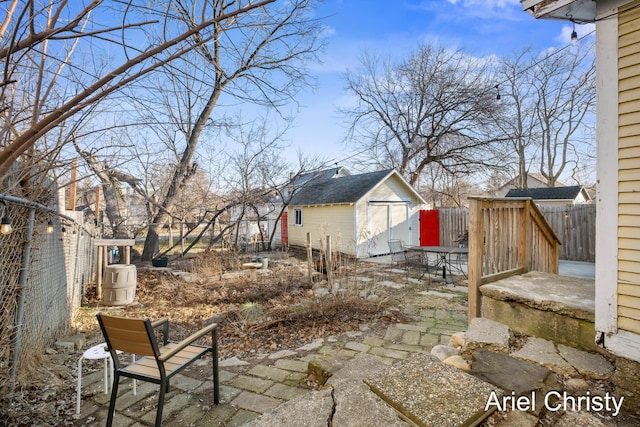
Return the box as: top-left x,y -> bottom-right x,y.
479,271 -> 597,351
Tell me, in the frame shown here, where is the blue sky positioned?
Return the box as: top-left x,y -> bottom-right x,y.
284,0 -> 594,167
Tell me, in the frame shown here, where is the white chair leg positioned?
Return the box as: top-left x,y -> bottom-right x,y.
76,356 -> 84,415
103,356 -> 109,394
132,354 -> 137,395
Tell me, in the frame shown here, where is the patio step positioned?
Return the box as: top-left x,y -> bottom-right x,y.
479,271 -> 597,352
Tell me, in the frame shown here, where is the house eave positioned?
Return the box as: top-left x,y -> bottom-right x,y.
290,203 -> 354,208
521,0 -> 596,22
356,170 -> 427,206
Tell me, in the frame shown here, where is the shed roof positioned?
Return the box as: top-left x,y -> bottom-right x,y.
289,169 -> 398,206
504,185 -> 587,200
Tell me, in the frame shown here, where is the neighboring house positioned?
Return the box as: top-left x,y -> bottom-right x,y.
504,185 -> 592,208
523,0 -> 640,362
228,167 -> 351,247
287,169 -> 427,258
495,173 -> 552,197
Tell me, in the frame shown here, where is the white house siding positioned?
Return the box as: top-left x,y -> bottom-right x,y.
287,204 -> 356,255
618,0 -> 640,336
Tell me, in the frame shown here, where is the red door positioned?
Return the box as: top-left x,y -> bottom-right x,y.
281,211 -> 288,246
419,210 -> 440,246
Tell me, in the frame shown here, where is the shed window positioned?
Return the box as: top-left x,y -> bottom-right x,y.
294,209 -> 302,226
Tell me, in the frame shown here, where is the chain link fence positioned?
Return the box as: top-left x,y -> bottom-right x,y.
0,195 -> 96,394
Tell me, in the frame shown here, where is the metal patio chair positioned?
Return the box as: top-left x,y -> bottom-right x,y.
389,239 -> 424,270
96,312 -> 220,427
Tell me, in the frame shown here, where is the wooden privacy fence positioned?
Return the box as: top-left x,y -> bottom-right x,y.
467,197 -> 561,322
438,208 -> 469,246
539,205 -> 596,262
437,204 -> 595,262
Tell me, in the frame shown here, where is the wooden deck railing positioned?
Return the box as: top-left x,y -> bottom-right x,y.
467,197 -> 561,323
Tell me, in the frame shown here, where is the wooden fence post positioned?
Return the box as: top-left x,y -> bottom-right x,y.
518,200 -> 531,273
326,235 -> 334,291
468,198 -> 483,323
306,232 -> 313,287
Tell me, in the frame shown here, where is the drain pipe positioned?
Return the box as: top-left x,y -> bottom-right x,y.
9,206 -> 35,393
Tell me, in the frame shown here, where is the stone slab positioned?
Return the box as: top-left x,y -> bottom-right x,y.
556,344 -> 614,380
333,380 -> 409,427
366,353 -> 499,427
463,317 -> 512,357
274,359 -> 309,373
264,383 -> 308,400
219,357 -> 249,367
479,271 -> 595,321
268,350 -> 297,360
377,280 -> 406,289
511,338 -> 577,376
230,390 -> 283,413
296,338 -> 324,351
327,354 -> 389,385
244,388 -> 334,427
470,350 -> 556,395
417,290 -> 460,299
345,341 -> 371,353
229,375 -> 274,393
247,365 -> 291,382
327,355 -> 411,426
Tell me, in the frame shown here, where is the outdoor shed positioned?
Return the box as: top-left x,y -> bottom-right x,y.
287,169 -> 426,258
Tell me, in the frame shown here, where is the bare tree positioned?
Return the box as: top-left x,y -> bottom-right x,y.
341,43 -> 502,186
533,42 -> 596,186
0,0 -> 277,179
494,42 -> 595,187
494,48 -> 541,188
125,0 -> 324,260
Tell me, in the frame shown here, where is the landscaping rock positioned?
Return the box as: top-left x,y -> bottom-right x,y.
430,344 -> 460,361
449,331 -> 466,348
443,355 -> 470,371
